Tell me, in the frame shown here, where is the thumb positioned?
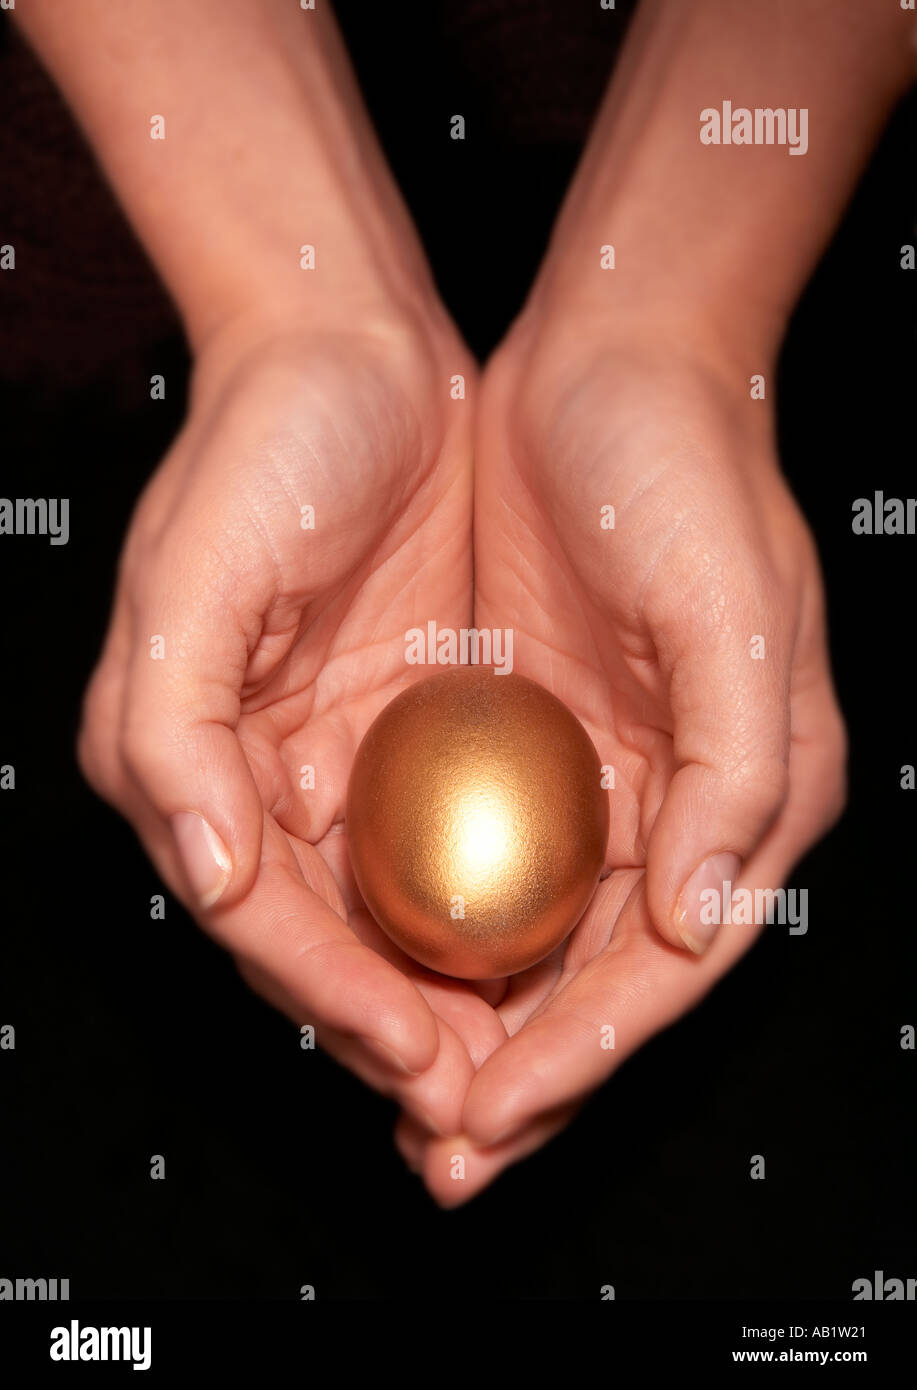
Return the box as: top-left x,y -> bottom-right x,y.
645,585 -> 791,954
121,552 -> 266,912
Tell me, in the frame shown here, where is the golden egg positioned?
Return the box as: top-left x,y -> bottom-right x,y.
346,666 -> 609,979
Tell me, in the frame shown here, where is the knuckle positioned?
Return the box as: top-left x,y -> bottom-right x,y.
120,717 -> 164,789
737,754 -> 791,823
76,674 -> 118,796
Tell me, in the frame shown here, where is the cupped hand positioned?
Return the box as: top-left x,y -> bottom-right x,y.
400,310 -> 847,1203
77,315 -> 507,1138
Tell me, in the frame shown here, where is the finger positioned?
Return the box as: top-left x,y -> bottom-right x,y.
463,716 -> 839,1148
712,669 -> 846,914
409,974 -> 508,1069
77,580 -> 135,810
316,828 -> 510,1069
462,872 -> 757,1148
323,903 -> 509,1073
238,958 -> 472,1134
412,1106 -> 581,1208
208,818 -> 440,1075
472,977 -> 509,1008
336,1019 -> 474,1137
119,533 -> 273,913
314,868 -> 509,1079
644,553 -> 792,955
393,1112 -> 428,1174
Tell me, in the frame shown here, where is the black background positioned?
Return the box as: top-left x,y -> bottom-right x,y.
1,1 -> 915,1302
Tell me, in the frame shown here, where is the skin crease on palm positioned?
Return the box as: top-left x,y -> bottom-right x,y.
41,0 -> 914,1209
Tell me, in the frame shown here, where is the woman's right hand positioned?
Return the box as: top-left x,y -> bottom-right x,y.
77,312 -> 507,1139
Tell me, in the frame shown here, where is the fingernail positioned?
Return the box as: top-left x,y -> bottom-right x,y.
675,853 -> 741,953
170,811 -> 232,908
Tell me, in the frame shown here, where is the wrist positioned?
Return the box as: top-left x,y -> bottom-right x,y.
177,220 -> 446,360
508,279 -> 778,406
186,295 -> 463,422
521,216 -> 785,386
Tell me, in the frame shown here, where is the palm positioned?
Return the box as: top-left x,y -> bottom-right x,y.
81,330 -> 505,1126
234,378 -> 511,1074
405,337 -> 844,1200
211,340 -> 512,1095
472,345 -> 687,1032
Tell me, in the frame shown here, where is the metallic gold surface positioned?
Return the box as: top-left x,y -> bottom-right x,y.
346,666 -> 609,979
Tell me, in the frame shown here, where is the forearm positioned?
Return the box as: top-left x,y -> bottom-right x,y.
15,0 -> 439,350
528,0 -> 916,363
